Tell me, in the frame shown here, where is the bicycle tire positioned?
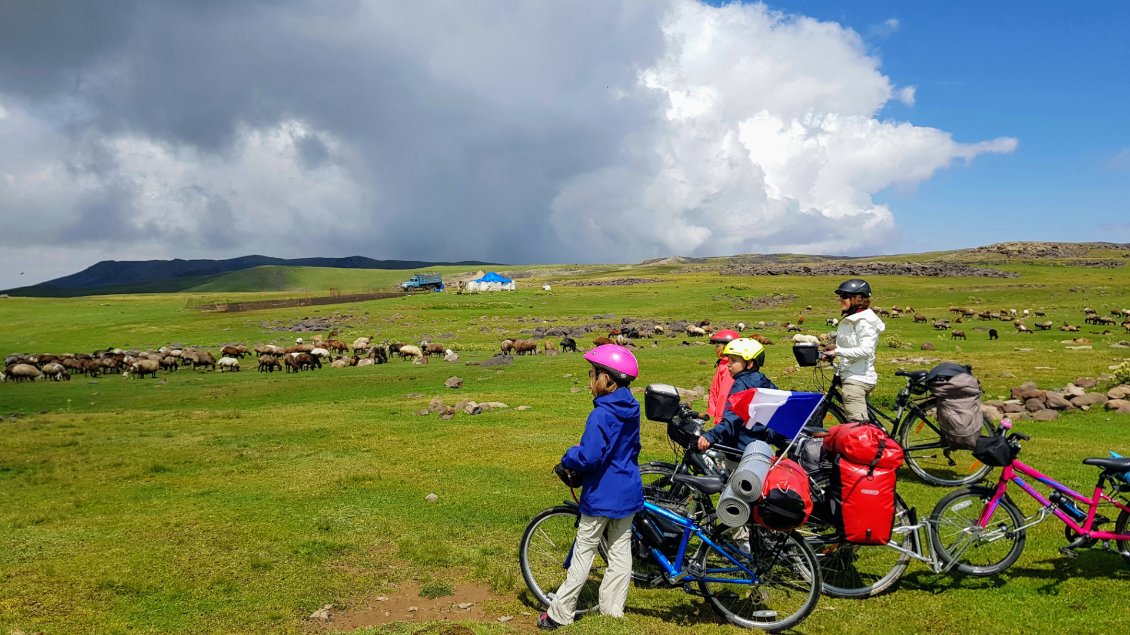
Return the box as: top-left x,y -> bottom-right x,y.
518,506 -> 603,616
929,486 -> 1026,576
697,527 -> 821,632
899,408 -> 993,487
1115,509 -> 1130,566
802,494 -> 913,598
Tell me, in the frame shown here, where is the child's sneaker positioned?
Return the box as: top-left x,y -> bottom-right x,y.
537,612 -> 563,630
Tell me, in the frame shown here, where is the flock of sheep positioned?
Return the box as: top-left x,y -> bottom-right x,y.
5,305 -> 1128,385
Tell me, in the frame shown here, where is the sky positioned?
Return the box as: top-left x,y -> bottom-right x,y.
1,0 -> 1127,289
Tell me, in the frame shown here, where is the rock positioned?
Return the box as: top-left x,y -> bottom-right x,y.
1065,345 -> 1092,351
516,405 -> 532,411
1075,377 -> 1098,389
1002,402 -> 1026,413
1106,399 -> 1130,414
1032,409 -> 1058,421
440,407 -> 456,420
407,392 -> 424,399
981,404 -> 1004,422
698,359 -> 710,365
416,409 -> 431,416
1107,385 -> 1130,400
498,616 -> 514,623
444,352 -> 459,362
376,596 -> 388,602
1016,388 -> 1046,401
999,371 -> 1016,378
920,342 -> 936,351
425,493 -> 439,503
408,606 -> 419,612
1044,392 -> 1074,410
1064,384 -> 1086,397
428,396 -> 446,413
464,361 -> 481,366
1072,392 -> 1109,408
457,602 -> 474,609
309,604 -> 333,621
1024,397 -> 1045,412
570,386 -> 582,393
445,376 -> 463,389
480,355 -> 514,367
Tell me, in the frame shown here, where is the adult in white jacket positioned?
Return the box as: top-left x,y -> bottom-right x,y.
826,279 -> 886,422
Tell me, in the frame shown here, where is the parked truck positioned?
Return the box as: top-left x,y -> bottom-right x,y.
399,272 -> 444,292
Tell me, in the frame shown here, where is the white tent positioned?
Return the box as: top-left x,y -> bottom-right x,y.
465,271 -> 516,292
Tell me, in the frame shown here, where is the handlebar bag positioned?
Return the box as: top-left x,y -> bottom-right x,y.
972,435 -> 1016,467
752,458 -> 813,531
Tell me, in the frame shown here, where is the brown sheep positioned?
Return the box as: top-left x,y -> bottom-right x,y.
593,336 -> 613,346
6,363 -> 43,382
748,333 -> 774,346
500,339 -> 514,355
220,344 -> 249,358
513,339 -> 538,355
1016,324 -> 1033,334
258,355 -> 282,373
913,314 -> 927,323
127,359 -> 160,379
1034,321 -> 1053,331
544,340 -> 556,353
951,330 -> 966,340
423,342 -> 446,356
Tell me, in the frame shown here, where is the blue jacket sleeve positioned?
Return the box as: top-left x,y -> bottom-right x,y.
561,410 -> 610,472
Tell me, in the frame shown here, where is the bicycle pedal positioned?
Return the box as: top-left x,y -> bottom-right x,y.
1058,546 -> 1079,559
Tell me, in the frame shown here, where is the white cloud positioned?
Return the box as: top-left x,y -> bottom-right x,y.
0,0 -> 1018,289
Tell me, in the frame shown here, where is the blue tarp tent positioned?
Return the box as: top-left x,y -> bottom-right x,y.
466,272 -> 515,292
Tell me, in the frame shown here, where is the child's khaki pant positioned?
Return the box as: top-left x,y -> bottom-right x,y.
547,513 -> 634,625
841,379 -> 875,422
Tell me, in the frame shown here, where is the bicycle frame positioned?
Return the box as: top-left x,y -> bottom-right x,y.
637,500 -> 761,585
982,460 -> 1130,540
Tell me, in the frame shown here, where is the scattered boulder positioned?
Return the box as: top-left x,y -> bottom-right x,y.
425,493 -> 439,503
981,403 -> 1005,421
444,352 -> 459,362
1075,377 -> 1098,389
1002,401 -> 1027,413
1064,384 -> 1087,398
1071,392 -> 1109,408
920,342 -> 936,351
1024,398 -> 1045,412
1044,392 -> 1074,410
1108,385 -> 1130,400
1032,409 -> 1058,421
480,355 -> 514,367
445,376 -> 463,389
1106,399 -> 1130,414
309,604 -> 333,622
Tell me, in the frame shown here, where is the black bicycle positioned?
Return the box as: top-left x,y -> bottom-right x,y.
812,362 -> 993,487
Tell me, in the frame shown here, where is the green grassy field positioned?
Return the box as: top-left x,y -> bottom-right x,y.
2,256 -> 1129,634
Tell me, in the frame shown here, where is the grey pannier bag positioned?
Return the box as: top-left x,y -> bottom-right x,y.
927,365 -> 983,450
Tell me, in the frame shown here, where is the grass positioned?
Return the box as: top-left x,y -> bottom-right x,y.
1,257 -> 1129,633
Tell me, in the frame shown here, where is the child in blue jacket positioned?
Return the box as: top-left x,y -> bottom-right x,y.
697,338 -> 788,454
539,345 -> 643,630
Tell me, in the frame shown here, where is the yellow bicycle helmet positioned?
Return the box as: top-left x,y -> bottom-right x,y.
722,338 -> 766,367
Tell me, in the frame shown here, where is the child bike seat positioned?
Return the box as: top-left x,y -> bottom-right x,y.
1082,457 -> 1130,471
671,474 -> 726,496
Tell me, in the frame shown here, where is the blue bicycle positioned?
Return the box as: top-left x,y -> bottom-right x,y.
518,474 -> 821,632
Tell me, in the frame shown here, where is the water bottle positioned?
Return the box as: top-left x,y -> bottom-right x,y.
1048,491 -> 1086,522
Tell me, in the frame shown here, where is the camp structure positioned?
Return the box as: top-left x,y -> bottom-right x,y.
465,271 -> 515,292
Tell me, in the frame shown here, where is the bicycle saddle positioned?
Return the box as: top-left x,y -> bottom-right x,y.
671,474 -> 726,495
1082,457 -> 1130,471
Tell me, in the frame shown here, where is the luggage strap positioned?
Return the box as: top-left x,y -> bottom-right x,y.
867,436 -> 886,477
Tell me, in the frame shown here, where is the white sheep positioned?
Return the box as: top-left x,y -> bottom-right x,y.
736,322 -> 746,332
825,317 -> 839,327
792,333 -> 821,345
310,347 -> 331,359
398,344 -> 423,360
218,357 -> 241,372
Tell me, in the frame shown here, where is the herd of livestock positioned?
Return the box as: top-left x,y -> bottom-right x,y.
4,306 -> 1128,385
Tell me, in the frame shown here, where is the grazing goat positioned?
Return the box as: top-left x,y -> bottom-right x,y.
513,339 -> 538,355
559,337 -> 577,353
951,330 -> 966,340
988,329 -> 999,340
593,336 -> 613,346
258,355 -> 281,373
127,359 -> 160,379
913,314 -> 927,323
1016,324 -> 1033,334
218,357 -> 241,372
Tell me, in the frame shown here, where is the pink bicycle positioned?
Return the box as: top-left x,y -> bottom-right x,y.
930,419 -> 1130,574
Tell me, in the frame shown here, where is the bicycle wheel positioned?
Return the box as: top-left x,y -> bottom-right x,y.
697,527 -> 821,632
899,409 -> 993,487
929,486 -> 1026,576
1115,509 -> 1130,566
802,494 -> 913,598
519,506 -> 603,615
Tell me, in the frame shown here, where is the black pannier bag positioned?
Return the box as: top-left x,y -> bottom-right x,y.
972,435 -> 1016,467
644,383 -> 681,422
926,363 -> 983,450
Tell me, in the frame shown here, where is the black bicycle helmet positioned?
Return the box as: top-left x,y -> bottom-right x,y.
835,278 -> 872,298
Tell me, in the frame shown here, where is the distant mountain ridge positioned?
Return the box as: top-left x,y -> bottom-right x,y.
3,255 -> 499,297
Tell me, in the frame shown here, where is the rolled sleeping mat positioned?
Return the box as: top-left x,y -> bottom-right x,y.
717,482 -> 752,527
731,440 -> 775,502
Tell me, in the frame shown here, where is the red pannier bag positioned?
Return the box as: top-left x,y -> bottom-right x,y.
823,422 -> 904,545
752,458 -> 813,531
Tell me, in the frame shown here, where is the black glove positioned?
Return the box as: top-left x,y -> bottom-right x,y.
553,463 -> 583,488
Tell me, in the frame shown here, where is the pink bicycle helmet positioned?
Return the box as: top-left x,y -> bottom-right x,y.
584,344 -> 638,383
